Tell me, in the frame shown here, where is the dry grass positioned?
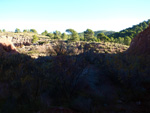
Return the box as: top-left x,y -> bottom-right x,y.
17,41 -> 129,58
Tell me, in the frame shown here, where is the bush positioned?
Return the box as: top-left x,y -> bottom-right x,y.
32,35 -> 39,43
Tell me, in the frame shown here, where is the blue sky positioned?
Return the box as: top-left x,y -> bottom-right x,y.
0,0 -> 150,33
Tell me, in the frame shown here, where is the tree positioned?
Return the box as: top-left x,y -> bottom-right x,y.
15,28 -> 21,33
41,30 -> 48,35
0,30 -> 2,33
2,29 -> 6,32
46,33 -> 54,38
97,33 -> 110,42
66,29 -> 79,41
110,37 -> 115,42
79,34 -> 84,41
108,19 -> 150,39
124,36 -> 131,45
118,37 -> 124,44
53,30 -> 61,39
142,21 -> 148,30
23,29 -> 27,33
32,35 -> 39,43
84,29 -> 95,41
61,33 -> 68,40
30,29 -> 37,33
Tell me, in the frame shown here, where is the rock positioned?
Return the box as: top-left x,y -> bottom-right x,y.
127,24 -> 150,55
0,38 -> 18,55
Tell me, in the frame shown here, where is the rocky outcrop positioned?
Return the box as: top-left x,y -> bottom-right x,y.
12,35 -> 32,46
127,24 -> 150,55
0,35 -> 32,47
0,38 -> 18,55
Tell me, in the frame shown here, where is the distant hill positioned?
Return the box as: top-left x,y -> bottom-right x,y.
94,30 -> 115,36
108,19 -> 150,39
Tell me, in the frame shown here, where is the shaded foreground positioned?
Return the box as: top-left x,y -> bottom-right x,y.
0,48 -> 150,113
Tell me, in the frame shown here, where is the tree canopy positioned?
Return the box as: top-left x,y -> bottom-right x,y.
30,29 -> 38,33
2,29 -> 6,32
61,33 -> 68,40
23,29 -> 28,33
53,30 -> 61,39
46,33 -> 54,38
66,29 -> 79,41
15,28 -> 21,33
41,30 -> 48,35
84,29 -> 95,41
108,19 -> 150,39
97,33 -> 110,42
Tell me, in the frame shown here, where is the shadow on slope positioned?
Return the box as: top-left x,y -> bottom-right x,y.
0,48 -> 150,113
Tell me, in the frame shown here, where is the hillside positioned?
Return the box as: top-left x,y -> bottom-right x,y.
0,32 -> 150,113
1,0 -> 150,112
94,30 -> 115,36
78,30 -> 115,37
0,21 -> 150,113
127,24 -> 150,55
109,19 -> 150,39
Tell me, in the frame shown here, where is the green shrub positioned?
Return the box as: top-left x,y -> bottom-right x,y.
32,35 -> 39,43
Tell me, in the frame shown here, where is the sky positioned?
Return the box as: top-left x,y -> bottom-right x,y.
0,0 -> 150,33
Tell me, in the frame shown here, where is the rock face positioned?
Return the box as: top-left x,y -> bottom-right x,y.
11,35 -> 32,46
127,24 -> 150,55
0,35 -> 32,47
0,38 -> 18,55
